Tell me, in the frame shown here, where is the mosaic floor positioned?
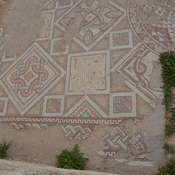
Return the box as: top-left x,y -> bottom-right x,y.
0,0 -> 173,173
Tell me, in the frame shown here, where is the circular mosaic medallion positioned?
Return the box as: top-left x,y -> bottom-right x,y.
128,0 -> 175,53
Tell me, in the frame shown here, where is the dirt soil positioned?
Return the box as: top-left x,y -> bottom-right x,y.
0,0 -> 13,26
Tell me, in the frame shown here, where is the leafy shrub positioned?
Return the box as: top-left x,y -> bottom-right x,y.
55,144 -> 89,170
0,140 -> 12,159
158,157 -> 175,175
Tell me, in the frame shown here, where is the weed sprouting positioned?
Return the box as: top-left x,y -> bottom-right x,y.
55,144 -> 89,170
0,140 -> 12,159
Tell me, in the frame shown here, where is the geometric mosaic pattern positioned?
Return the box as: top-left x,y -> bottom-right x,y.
1,43 -> 65,115
110,92 -> 136,118
39,10 -> 54,40
102,126 -> 147,157
46,99 -> 61,113
62,124 -> 95,140
111,43 -> 162,108
110,29 -> 133,50
66,50 -> 110,95
50,38 -> 68,55
113,96 -> 132,113
42,95 -> 65,116
55,0 -> 126,51
0,0 -> 170,165
128,1 -> 175,53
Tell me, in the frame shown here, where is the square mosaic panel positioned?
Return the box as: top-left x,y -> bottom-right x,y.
42,95 -> 65,116
110,92 -> 136,118
66,50 -> 110,95
113,96 -> 132,114
50,38 -> 68,55
110,29 -> 133,50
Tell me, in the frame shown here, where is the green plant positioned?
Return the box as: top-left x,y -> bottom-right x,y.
0,140 -> 12,159
165,124 -> 175,136
164,143 -> 175,154
159,51 -> 175,136
158,157 -> 175,175
159,52 -> 175,174
159,51 -> 175,112
55,144 -> 89,170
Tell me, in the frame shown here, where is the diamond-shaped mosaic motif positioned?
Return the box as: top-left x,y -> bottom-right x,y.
1,43 -> 65,115
55,0 -> 126,51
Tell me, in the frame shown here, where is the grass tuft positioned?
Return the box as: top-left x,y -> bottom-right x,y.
164,143 -> 175,154
159,51 -> 175,136
164,124 -> 175,136
158,157 -> 175,175
0,140 -> 12,159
